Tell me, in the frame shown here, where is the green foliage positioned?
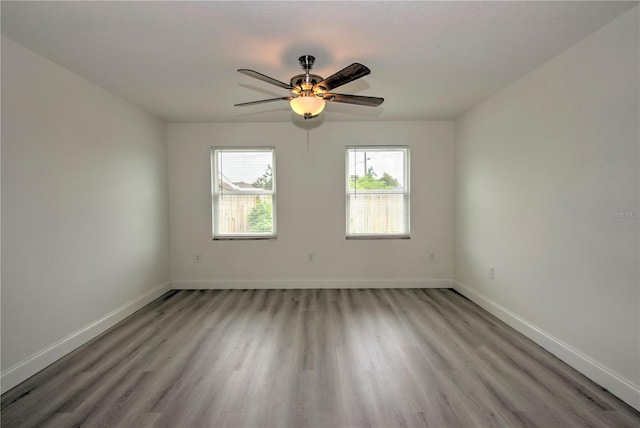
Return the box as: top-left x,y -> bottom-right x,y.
248,198 -> 273,233
249,164 -> 274,233
252,164 -> 273,190
349,167 -> 400,190
380,172 -> 400,188
351,175 -> 390,189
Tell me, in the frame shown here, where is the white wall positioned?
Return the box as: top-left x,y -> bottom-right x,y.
169,121 -> 454,288
1,36 -> 171,391
454,7 -> 639,409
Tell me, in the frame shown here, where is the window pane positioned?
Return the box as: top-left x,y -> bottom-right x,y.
348,193 -> 406,234
215,151 -> 273,191
347,149 -> 406,191
216,194 -> 273,235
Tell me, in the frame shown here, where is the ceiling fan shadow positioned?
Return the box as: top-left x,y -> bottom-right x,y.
325,102 -> 384,118
233,106 -> 290,118
291,113 -> 325,130
281,45 -> 333,74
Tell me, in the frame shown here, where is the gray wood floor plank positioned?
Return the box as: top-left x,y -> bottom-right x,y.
2,289 -> 639,428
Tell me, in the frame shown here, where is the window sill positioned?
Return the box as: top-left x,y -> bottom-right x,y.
213,236 -> 277,241
346,235 -> 410,240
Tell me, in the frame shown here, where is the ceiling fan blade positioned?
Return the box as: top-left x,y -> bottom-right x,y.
322,93 -> 384,107
238,69 -> 293,89
316,63 -> 371,91
234,97 -> 292,107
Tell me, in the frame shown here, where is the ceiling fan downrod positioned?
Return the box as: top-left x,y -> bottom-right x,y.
291,55 -> 322,91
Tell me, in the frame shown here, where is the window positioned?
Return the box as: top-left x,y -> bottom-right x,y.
211,147 -> 276,239
346,146 -> 409,238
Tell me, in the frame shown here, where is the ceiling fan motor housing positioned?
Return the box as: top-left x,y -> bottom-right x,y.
290,73 -> 323,90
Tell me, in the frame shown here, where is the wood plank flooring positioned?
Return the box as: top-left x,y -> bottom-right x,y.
2,289 -> 639,427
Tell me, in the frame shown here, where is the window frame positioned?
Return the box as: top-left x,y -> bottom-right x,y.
210,146 -> 277,240
345,145 -> 410,239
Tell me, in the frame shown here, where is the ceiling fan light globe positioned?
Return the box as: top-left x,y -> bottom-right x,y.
290,95 -> 325,117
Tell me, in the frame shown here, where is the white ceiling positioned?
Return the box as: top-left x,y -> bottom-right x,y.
2,1 -> 636,123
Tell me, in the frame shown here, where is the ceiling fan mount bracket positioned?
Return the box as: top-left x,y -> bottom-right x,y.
298,55 -> 315,71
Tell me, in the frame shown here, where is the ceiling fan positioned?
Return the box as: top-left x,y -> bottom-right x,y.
234,55 -> 384,119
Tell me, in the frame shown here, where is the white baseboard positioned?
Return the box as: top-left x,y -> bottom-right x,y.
172,278 -> 453,290
453,280 -> 640,411
1,281 -> 172,394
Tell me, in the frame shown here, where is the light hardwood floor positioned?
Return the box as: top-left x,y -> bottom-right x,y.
2,289 -> 639,427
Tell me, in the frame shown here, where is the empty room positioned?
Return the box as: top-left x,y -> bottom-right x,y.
1,1 -> 639,427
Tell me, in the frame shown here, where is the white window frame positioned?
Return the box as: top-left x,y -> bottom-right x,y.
211,146 -> 277,240
345,145 -> 410,239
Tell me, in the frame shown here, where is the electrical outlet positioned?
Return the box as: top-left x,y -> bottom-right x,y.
489,266 -> 494,279
308,253 -> 314,262
195,254 -> 201,263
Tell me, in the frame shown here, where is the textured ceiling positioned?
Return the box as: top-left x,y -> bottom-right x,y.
1,1 -> 636,123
